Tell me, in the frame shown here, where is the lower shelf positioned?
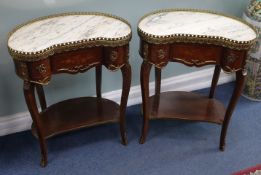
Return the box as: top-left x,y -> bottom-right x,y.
32,97 -> 120,139
148,91 -> 226,124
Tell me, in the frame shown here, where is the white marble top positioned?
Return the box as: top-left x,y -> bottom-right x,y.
8,14 -> 131,53
138,11 -> 257,42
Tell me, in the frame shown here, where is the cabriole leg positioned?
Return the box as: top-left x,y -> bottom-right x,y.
155,67 -> 161,96
219,69 -> 246,151
152,67 -> 161,114
119,62 -> 131,145
96,65 -> 102,98
209,65 -> 221,98
35,84 -> 47,111
140,61 -> 152,144
23,81 -> 48,167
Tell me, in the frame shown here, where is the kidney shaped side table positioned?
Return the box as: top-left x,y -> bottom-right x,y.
7,12 -> 131,167
138,9 -> 257,150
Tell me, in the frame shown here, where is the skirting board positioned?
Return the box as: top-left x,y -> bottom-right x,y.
0,67 -> 234,137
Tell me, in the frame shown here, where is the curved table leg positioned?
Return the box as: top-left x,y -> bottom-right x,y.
209,65 -> 221,99
119,62 -> 131,145
96,65 -> 102,98
23,81 -> 48,167
140,61 -> 152,144
155,67 -> 161,96
219,69 -> 246,151
152,67 -> 161,114
35,84 -> 47,111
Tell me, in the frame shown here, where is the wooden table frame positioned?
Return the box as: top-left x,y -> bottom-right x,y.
139,41 -> 248,150
137,9 -> 257,150
8,12 -> 132,167
14,45 -> 131,167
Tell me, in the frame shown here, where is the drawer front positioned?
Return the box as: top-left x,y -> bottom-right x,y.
14,61 -> 29,81
221,49 -> 246,72
51,47 -> 103,74
103,45 -> 129,71
28,59 -> 52,84
170,43 -> 223,67
14,59 -> 52,85
140,41 -> 170,68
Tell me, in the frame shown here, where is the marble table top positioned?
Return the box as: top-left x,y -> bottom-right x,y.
8,13 -> 131,53
138,10 -> 257,43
